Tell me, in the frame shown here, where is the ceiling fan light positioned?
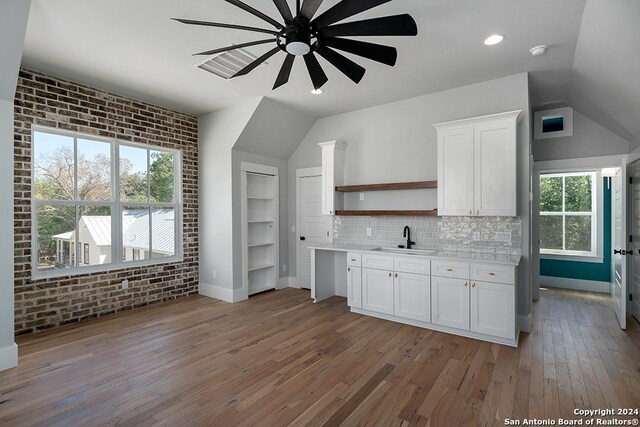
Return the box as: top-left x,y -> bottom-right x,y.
286,41 -> 311,56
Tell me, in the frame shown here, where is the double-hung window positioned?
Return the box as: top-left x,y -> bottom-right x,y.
539,171 -> 601,260
32,128 -> 182,277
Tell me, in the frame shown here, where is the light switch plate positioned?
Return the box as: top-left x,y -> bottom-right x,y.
366,227 -> 372,236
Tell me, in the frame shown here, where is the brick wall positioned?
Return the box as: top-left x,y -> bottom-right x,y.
13,69 -> 199,335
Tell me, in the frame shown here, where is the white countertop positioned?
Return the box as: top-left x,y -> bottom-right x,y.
309,243 -> 521,266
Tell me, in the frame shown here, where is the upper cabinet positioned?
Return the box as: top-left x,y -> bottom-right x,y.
434,110 -> 521,217
318,141 -> 346,215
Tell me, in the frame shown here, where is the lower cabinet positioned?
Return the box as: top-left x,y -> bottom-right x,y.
346,266 -> 362,308
394,272 -> 430,322
362,268 -> 394,315
431,276 -> 470,330
471,280 -> 515,340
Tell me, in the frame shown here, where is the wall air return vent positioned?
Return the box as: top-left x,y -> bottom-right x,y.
194,47 -> 268,80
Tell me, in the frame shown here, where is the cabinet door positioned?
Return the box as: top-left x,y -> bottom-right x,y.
473,120 -> 516,216
437,126 -> 474,216
320,146 -> 334,215
394,272 -> 430,322
362,268 -> 394,315
431,276 -> 469,330
347,266 -> 362,308
470,280 -> 515,340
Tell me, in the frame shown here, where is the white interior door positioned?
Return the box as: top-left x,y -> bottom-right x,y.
612,166 -> 627,329
298,175 -> 332,289
630,162 -> 640,322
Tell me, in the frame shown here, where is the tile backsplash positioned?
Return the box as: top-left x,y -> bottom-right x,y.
333,215 -> 522,256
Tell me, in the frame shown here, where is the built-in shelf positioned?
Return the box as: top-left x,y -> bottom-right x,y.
335,209 -> 438,216
247,195 -> 273,200
248,242 -> 275,248
335,180 -> 437,192
248,263 -> 275,272
248,220 -> 274,223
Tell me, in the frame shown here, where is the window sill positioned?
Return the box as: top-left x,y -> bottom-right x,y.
32,256 -> 184,280
540,253 -> 603,263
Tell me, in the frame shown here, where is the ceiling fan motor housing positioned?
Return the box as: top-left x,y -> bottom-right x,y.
285,20 -> 313,56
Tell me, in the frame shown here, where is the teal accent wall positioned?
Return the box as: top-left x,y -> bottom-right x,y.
540,178 -> 611,282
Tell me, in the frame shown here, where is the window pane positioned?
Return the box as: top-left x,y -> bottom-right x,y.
566,215 -> 592,252
122,207 -> 150,262
150,151 -> 175,203
565,175 -> 592,212
151,208 -> 175,258
540,215 -> 563,250
77,138 -> 112,201
120,145 -> 148,202
33,132 -> 75,201
78,206 -> 112,267
37,204 -> 76,271
540,176 -> 563,212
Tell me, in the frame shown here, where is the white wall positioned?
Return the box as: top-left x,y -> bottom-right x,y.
287,72 -> 532,317
231,150 -> 289,288
532,110 -> 630,161
0,0 -> 31,372
198,99 -> 260,301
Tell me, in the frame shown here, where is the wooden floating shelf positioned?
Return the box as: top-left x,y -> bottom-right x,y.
335,180 -> 437,192
335,210 -> 438,216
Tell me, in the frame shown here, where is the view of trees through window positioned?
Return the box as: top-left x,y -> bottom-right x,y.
33,130 -> 179,275
540,172 -> 596,255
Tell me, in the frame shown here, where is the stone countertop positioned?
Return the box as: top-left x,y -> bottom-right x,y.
308,243 -> 521,266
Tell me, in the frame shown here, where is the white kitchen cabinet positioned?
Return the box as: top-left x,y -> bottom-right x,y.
431,276 -> 469,330
470,280 -> 515,340
394,271 -> 430,322
362,267 -> 394,315
434,110 -> 521,216
318,141 -> 346,215
347,266 -> 362,309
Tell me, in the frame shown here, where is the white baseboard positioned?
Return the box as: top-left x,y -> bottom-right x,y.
277,276 -> 299,289
0,342 -> 18,372
517,313 -> 531,333
540,275 -> 610,294
199,282 -> 247,303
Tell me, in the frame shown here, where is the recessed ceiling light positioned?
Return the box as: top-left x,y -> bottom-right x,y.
530,45 -> 548,56
484,34 -> 504,46
311,88 -> 323,95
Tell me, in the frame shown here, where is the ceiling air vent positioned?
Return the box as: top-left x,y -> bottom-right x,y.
194,47 -> 268,80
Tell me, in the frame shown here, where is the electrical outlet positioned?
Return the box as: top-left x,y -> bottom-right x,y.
473,232 -> 480,241
495,232 -> 512,242
122,279 -> 129,290
366,227 -> 372,236
212,270 -> 217,280
282,264 -> 287,272
360,192 -> 365,201
291,225 -> 295,232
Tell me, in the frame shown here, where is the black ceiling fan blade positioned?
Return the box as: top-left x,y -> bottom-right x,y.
319,14 -> 418,38
224,0 -> 284,29
300,0 -> 324,21
272,0 -> 293,23
312,0 -> 390,30
273,54 -> 296,89
322,37 -> 397,66
171,18 -> 279,35
193,39 -> 275,56
316,46 -> 365,84
303,52 -> 329,90
232,46 -> 282,78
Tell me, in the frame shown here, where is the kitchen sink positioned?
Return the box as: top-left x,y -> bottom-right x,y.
371,247 -> 435,256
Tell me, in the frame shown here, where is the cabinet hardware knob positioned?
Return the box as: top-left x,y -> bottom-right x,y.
446,268 -> 453,272
476,210 -> 479,215
469,210 -> 472,215
464,281 -> 468,287
348,267 -> 350,272
389,272 -> 392,277
351,258 -> 357,261
395,273 -> 398,278
472,282 -> 476,288
489,272 -> 496,276
330,210 -> 333,214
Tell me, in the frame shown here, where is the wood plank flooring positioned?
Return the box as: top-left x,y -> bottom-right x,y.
1,287 -> 640,426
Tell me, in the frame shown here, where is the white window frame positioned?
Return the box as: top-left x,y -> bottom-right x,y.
539,170 -> 603,262
31,126 -> 183,279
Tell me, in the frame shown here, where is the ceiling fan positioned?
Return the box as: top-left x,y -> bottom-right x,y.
173,0 -> 418,90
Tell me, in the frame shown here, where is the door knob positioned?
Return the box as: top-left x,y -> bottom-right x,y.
614,249 -> 622,254
300,236 -> 306,241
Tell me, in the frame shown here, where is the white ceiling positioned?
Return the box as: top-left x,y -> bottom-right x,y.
22,0 -> 586,118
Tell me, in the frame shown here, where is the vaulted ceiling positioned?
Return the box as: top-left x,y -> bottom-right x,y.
20,0 -> 640,144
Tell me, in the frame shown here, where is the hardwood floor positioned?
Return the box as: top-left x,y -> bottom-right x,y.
1,287 -> 640,426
